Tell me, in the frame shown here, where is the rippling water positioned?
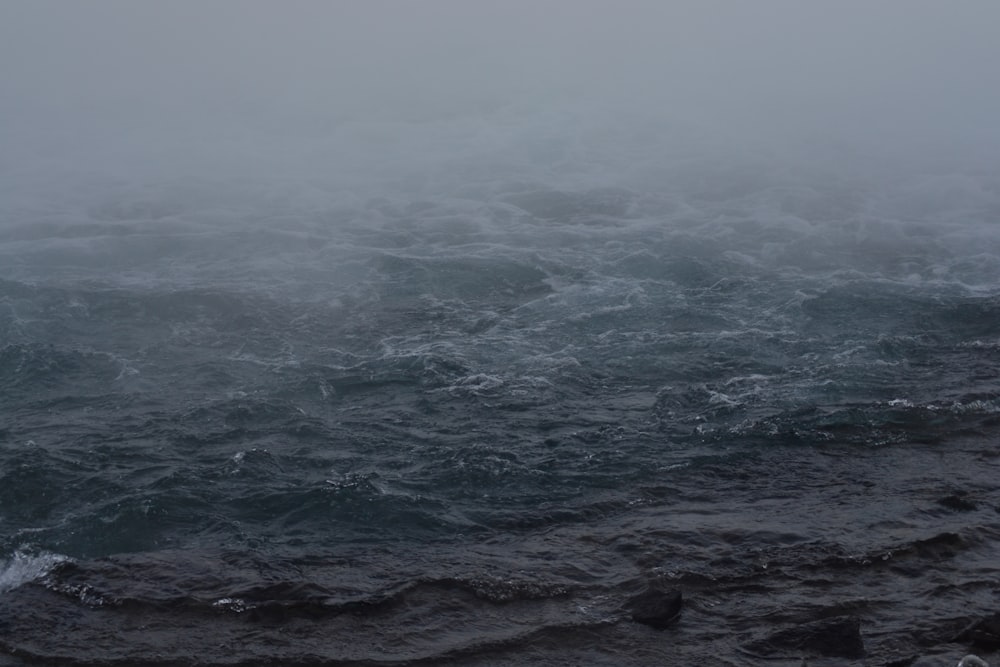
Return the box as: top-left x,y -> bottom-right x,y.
2,111 -> 1000,665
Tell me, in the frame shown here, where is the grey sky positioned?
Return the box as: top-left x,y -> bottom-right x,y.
3,1 -> 999,173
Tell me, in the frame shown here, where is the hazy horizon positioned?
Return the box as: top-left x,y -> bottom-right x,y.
3,1 -> 1000,186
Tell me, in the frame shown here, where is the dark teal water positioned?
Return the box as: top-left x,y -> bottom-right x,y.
2,124 -> 1000,665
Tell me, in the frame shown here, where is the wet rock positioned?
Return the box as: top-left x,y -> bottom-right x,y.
955,612 -> 1000,649
626,587 -> 682,629
745,615 -> 865,658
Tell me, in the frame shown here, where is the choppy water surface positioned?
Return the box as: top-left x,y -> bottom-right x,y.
2,114 -> 1000,665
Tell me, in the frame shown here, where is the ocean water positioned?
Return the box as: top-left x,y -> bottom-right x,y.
2,110 -> 1000,666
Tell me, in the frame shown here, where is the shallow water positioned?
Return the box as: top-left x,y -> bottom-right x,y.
2,110 -> 1000,665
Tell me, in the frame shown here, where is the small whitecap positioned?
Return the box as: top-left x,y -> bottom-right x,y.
0,549 -> 71,595
958,656 -> 989,667
212,597 -> 253,613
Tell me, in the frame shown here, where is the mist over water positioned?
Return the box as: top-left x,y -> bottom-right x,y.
2,3 -> 1000,665
4,1 -> 1000,177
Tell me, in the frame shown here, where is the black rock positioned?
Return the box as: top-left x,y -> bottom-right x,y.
745,615 -> 865,658
627,587 -> 682,629
955,612 -> 1000,649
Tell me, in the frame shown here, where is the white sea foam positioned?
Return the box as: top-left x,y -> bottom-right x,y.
0,549 -> 70,595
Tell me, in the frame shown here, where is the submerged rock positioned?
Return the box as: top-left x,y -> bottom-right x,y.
745,615 -> 865,658
626,586 -> 682,629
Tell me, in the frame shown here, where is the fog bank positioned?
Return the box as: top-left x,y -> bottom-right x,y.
3,1 -> 1000,185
